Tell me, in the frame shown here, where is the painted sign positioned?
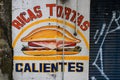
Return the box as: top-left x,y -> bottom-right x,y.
12,0 -> 90,80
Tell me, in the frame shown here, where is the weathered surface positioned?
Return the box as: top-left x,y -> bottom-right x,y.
0,0 -> 12,80
0,69 -> 8,80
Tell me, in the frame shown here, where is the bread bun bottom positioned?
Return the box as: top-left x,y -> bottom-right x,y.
23,50 -> 79,56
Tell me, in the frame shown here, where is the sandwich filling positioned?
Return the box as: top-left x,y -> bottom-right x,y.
28,41 -> 76,49
21,25 -> 81,53
22,40 -> 81,52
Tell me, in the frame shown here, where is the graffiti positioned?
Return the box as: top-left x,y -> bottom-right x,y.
91,76 -> 97,80
91,11 -> 120,80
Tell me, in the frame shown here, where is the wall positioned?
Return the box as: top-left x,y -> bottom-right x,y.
0,0 -> 12,80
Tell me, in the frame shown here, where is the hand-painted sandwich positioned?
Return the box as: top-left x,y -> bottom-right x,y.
21,25 -> 81,56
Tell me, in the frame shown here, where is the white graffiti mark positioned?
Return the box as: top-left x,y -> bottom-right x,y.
94,29 -> 99,40
92,11 -> 120,80
95,23 -> 106,44
91,76 -> 97,80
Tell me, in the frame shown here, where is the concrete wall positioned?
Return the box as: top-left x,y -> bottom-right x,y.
0,0 -> 12,80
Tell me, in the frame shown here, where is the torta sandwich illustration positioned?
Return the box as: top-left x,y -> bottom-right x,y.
21,25 -> 81,56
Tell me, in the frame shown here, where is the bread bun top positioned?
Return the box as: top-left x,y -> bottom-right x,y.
21,25 -> 81,43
